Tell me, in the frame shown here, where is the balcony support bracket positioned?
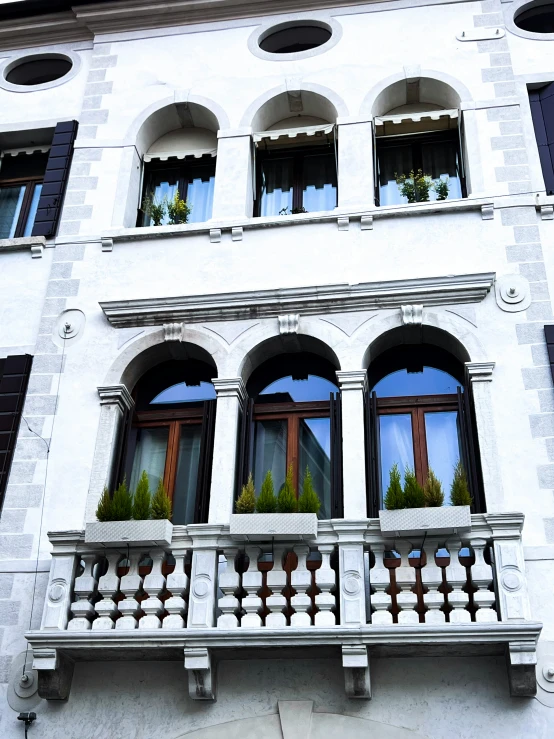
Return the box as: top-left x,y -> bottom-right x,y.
184,647 -> 216,701
342,644 -> 371,699
32,648 -> 74,701
507,641 -> 537,697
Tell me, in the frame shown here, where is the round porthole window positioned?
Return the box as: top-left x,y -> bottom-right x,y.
259,22 -> 333,54
514,1 -> 554,32
5,55 -> 73,87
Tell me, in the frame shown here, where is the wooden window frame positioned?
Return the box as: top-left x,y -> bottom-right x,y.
0,176 -> 43,238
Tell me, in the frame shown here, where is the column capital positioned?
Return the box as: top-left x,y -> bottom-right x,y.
97,384 -> 134,413
465,361 -> 495,382
336,369 -> 367,392
211,377 -> 247,401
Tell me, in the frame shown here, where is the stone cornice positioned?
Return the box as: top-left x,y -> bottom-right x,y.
97,383 -> 134,412
100,273 -> 495,329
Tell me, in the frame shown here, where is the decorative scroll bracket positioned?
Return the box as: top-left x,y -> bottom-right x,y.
342,645 -> 371,699
33,648 -> 74,701
184,647 -> 216,701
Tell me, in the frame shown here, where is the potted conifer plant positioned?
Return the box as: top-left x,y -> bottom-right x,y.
229,466 -> 319,541
85,472 -> 174,547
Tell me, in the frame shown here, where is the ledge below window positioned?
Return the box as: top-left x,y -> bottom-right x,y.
0,235 -> 47,258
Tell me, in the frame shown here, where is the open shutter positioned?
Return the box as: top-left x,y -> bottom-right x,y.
235,397 -> 254,500
457,381 -> 486,513
31,120 -> 79,237
530,84 -> 554,195
329,391 -> 343,518
195,399 -> 217,523
0,355 -> 33,508
115,404 -> 136,489
365,390 -> 380,518
372,121 -> 380,206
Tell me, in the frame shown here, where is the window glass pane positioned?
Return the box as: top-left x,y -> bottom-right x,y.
129,427 -> 169,496
379,414 -> 414,504
424,411 -> 461,503
147,169 -> 179,226
260,374 -> 338,401
302,152 -> 336,212
421,141 -> 462,200
252,419 -> 287,494
378,144 -> 413,206
151,381 -> 216,404
0,185 -> 25,238
23,183 -> 42,236
260,157 -> 293,216
299,417 -> 331,518
173,425 -> 202,525
373,367 -> 461,397
186,175 -> 214,223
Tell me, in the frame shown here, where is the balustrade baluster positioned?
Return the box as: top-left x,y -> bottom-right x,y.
421,541 -> 445,624
395,541 -> 418,624
140,550 -> 166,629
68,554 -> 100,630
471,538 -> 497,622
217,548 -> 240,628
164,550 -> 189,629
266,545 -> 287,628
241,546 -> 262,628
93,553 -> 121,630
116,551 -> 144,630
368,542 -> 393,625
445,539 -> 471,623
315,544 -> 336,626
291,545 -> 312,627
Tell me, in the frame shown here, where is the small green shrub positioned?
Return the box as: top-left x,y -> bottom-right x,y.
96,486 -> 114,522
111,479 -> 132,520
236,473 -> 256,514
424,468 -> 444,507
395,169 -> 433,203
434,177 -> 449,201
384,463 -> 405,510
256,470 -> 277,513
167,190 -> 191,225
151,480 -> 172,520
132,470 -> 151,520
298,467 -> 321,514
403,467 -> 426,508
450,461 -> 472,506
277,464 -> 298,513
141,192 -> 166,226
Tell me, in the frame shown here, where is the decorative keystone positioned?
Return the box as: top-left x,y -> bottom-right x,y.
164,322 -> 183,341
278,314 -> 299,335
401,304 -> 423,325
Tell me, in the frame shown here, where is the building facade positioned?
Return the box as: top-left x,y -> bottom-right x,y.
0,0 -> 553,736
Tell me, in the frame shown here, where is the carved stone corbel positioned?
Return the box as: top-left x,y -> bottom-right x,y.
33,649 -> 74,700
184,647 -> 216,700
342,645 -> 371,699
506,641 -> 537,697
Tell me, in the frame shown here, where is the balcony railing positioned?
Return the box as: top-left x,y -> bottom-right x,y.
26,514 -> 542,701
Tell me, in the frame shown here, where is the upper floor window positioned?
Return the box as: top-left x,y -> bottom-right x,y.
529,83 -> 554,195
515,2 -> 554,32
0,151 -> 48,238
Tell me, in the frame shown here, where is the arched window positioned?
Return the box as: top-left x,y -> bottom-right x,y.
365,334 -> 485,515
121,359 -> 216,525
238,351 -> 343,519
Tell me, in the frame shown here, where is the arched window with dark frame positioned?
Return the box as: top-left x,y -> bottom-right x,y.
365,331 -> 485,516
236,350 -> 343,519
118,359 -> 217,525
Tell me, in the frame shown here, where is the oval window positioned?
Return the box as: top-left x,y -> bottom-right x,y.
515,2 -> 554,32
6,56 -> 73,86
259,23 -> 332,54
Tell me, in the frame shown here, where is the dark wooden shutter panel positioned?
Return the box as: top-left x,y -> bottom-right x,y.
235,397 -> 254,499
0,355 -> 33,508
457,380 -> 486,513
365,390 -> 380,518
329,392 -> 343,518
195,399 -> 217,523
31,120 -> 79,238
116,405 -> 135,489
530,84 -> 554,195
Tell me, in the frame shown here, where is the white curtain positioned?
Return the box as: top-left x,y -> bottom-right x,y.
187,176 -> 214,223
173,427 -> 202,525
260,158 -> 293,216
129,427 -> 169,495
302,153 -> 337,212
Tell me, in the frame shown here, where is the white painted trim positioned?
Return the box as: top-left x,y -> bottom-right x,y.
0,49 -> 81,93
505,0 -> 554,41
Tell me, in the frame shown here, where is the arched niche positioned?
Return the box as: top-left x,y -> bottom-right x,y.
363,324 -> 470,371
135,101 -> 220,159
371,76 -> 462,117
250,90 -> 339,132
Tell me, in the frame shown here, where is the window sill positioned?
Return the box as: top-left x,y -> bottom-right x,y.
0,235 -> 47,258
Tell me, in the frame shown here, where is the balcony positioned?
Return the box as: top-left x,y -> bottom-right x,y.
26,514 -> 541,701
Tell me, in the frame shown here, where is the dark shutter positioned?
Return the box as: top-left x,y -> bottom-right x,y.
0,355 -> 33,508
235,397 -> 254,499
329,392 -> 343,518
195,399 -> 217,523
115,404 -> 135,489
31,120 -> 79,238
545,325 -> 554,384
530,83 -> 554,195
365,390 -> 380,518
457,380 -> 486,513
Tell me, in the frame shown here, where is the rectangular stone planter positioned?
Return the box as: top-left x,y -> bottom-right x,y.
84,519 -> 173,547
229,513 -> 318,541
378,506 -> 471,537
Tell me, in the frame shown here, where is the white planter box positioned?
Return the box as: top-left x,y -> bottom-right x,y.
378,506 -> 471,537
229,513 -> 318,541
84,519 -> 173,547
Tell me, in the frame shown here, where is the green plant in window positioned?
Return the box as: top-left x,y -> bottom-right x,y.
235,473 -> 256,514
384,463 -> 405,510
424,467 -> 444,507
278,206 -> 307,215
141,192 -> 166,227
96,486 -> 114,522
403,467 -> 426,508
110,478 -> 133,520
256,470 -> 277,513
395,169 -> 433,203
132,470 -> 151,520
298,466 -> 321,514
450,460 -> 472,506
434,177 -> 450,201
277,464 -> 298,513
167,190 -> 192,225
151,479 -> 172,520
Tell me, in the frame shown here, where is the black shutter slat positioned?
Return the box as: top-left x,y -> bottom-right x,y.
31,120 -> 78,238
329,392 -> 343,519
458,378 -> 486,514
0,354 -> 33,509
530,84 -> 554,195
195,399 -> 217,524
235,397 -> 254,499
115,404 -> 135,489
369,391 -> 381,517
